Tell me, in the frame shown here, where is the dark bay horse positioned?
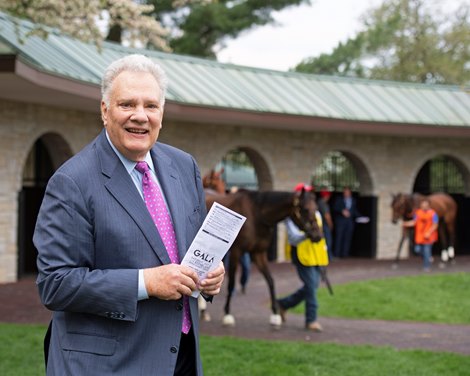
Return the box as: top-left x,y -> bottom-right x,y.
202,168 -> 226,194
391,192 -> 457,262
205,188 -> 323,327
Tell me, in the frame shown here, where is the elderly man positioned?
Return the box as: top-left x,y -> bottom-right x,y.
34,54 -> 225,376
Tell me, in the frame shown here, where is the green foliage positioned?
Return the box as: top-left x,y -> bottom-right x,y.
293,272 -> 470,324
295,0 -> 470,85
311,151 -> 360,192
149,0 -> 310,57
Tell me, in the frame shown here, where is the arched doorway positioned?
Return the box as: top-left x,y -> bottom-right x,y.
312,150 -> 376,258
413,155 -> 467,194
17,133 -> 72,278
216,147 -> 273,191
413,155 -> 470,254
214,147 -> 277,261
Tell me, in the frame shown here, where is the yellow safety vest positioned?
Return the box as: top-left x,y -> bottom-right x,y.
286,212 -> 329,266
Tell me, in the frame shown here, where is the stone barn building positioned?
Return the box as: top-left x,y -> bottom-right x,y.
1,12 -> 470,283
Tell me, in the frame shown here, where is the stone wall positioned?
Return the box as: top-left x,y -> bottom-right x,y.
161,120 -> 470,260
0,100 -> 101,283
1,100 -> 469,282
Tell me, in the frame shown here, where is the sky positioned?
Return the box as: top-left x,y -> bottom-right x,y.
216,0 -> 467,72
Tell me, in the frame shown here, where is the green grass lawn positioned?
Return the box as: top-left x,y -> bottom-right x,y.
2,273 -> 469,375
202,336 -> 470,376
292,272 -> 470,324
1,324 -> 469,376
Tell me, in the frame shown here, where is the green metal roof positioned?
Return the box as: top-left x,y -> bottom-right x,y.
1,11 -> 469,127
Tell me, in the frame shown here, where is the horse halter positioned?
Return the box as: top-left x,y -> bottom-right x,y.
292,191 -> 320,241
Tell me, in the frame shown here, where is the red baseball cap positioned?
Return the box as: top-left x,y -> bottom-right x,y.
294,183 -> 313,192
320,190 -> 331,198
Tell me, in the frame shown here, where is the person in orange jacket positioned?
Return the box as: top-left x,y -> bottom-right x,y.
403,198 -> 438,271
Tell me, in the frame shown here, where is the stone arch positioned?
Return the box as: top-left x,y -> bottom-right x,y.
237,146 -> 273,191
312,148 -> 376,258
412,154 -> 470,195
312,149 -> 374,195
17,132 -> 73,278
213,145 -> 274,191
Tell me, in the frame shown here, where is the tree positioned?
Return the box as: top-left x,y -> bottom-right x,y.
0,0 -> 207,51
295,0 -> 470,85
0,0 -> 311,57
148,0 -> 311,57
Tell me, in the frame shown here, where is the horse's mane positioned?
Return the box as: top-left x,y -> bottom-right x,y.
251,190 -> 293,207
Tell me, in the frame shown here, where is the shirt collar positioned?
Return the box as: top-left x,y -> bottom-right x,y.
105,130 -> 155,174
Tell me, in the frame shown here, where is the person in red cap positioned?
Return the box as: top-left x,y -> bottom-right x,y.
294,182 -> 313,192
277,183 -> 324,332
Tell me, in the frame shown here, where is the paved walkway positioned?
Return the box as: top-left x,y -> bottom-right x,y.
1,257 -> 469,355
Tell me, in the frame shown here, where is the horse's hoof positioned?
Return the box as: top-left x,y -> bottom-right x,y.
448,247 -> 455,258
270,314 -> 282,328
441,250 -> 449,262
222,314 -> 236,327
201,311 -> 211,322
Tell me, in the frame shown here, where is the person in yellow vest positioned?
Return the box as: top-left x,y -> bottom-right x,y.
403,198 -> 438,271
277,183 -> 328,332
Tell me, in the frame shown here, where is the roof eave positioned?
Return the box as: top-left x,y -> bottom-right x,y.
164,102 -> 470,138
2,54 -> 469,138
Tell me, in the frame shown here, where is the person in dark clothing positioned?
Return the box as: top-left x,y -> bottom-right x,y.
333,187 -> 359,258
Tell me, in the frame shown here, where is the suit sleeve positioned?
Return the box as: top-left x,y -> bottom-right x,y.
192,156 -> 207,221
34,171 -> 139,322
191,156 -> 216,302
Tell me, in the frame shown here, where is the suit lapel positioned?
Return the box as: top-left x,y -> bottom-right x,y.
95,131 -> 171,265
151,147 -> 187,261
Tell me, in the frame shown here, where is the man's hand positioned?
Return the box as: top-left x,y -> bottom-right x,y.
144,264 -> 198,300
198,261 -> 225,296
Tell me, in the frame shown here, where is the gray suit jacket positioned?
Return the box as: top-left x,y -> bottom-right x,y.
34,130 -> 207,375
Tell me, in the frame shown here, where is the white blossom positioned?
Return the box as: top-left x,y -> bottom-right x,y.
0,0 -> 214,51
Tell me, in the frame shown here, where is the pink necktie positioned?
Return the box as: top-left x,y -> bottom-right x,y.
135,161 -> 191,334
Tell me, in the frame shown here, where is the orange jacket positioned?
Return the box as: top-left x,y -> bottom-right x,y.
414,208 -> 438,245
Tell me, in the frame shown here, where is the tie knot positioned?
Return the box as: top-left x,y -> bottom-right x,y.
135,161 -> 149,174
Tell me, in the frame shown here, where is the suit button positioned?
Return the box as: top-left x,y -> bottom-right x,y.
170,346 -> 178,353
176,303 -> 183,311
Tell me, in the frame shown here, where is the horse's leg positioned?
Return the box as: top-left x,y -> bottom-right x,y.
447,218 -> 456,261
222,248 -> 239,326
251,251 -> 282,328
438,221 -> 449,265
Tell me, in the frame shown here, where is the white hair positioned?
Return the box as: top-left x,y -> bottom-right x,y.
101,54 -> 168,107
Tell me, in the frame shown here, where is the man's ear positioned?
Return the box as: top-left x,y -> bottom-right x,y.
100,101 -> 108,126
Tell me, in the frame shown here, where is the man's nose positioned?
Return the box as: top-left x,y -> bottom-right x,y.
130,106 -> 148,122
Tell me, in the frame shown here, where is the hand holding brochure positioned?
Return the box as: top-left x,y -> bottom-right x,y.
181,202 -> 246,297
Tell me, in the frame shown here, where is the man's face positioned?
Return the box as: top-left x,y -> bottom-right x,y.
101,70 -> 163,161
420,200 -> 430,210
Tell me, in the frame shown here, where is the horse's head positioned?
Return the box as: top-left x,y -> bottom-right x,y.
202,168 -> 226,194
291,189 -> 323,243
391,193 -> 414,224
